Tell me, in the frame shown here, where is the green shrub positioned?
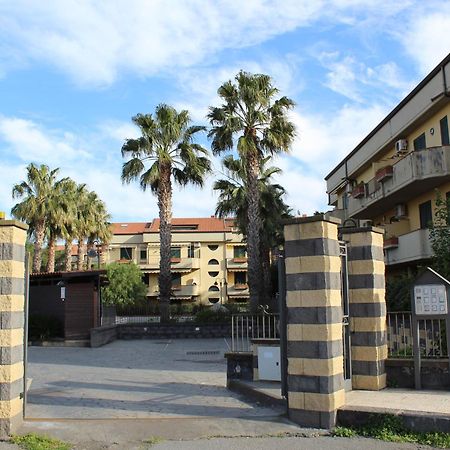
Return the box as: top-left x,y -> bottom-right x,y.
194,307 -> 231,323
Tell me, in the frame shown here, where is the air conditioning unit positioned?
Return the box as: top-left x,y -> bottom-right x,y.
395,139 -> 408,154
395,203 -> 408,219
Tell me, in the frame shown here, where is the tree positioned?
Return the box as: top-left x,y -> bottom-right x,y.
102,262 -> 147,306
11,163 -> 60,273
214,155 -> 291,309
121,104 -> 211,322
208,71 -> 295,309
429,191 -> 450,279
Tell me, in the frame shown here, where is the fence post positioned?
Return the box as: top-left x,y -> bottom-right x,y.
341,226 -> 387,390
284,215 -> 344,429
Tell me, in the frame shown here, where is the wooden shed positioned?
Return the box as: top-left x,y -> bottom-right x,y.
29,270 -> 106,340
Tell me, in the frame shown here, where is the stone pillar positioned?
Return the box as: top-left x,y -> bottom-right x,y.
0,219 -> 27,436
284,216 -> 345,429
341,227 -> 387,391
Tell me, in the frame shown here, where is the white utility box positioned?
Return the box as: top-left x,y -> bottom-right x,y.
257,346 -> 281,381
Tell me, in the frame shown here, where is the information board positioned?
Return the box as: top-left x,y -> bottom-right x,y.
414,284 -> 448,315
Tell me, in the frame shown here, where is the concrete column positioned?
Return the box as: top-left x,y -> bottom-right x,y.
341,227 -> 387,391
284,216 -> 345,429
0,219 -> 27,436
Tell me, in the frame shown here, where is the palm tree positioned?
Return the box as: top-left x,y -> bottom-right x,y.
214,155 -> 291,309
11,163 -> 60,273
208,71 -> 296,308
121,104 -> 211,322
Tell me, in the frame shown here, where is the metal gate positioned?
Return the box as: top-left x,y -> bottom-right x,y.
339,241 -> 352,391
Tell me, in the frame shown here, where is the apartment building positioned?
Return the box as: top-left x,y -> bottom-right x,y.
105,217 -> 249,304
326,53 -> 450,274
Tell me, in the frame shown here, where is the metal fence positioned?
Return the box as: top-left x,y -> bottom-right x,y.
231,313 -> 280,352
387,312 -> 448,358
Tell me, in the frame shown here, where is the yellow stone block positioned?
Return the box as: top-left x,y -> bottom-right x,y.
285,221 -> 338,241
288,356 -> 343,377
351,317 -> 386,333
287,323 -> 342,342
285,256 -> 341,274
0,329 -> 23,347
289,391 -> 305,409
0,225 -> 27,246
351,345 -> 387,362
286,290 -> 342,308
342,231 -> 383,247
352,373 -> 387,391
348,289 -> 385,304
0,362 -> 23,383
0,396 -> 23,419
348,260 -> 385,275
0,260 -> 25,279
304,389 -> 345,411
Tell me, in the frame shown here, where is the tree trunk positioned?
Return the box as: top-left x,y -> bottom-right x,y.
77,237 -> 86,271
64,240 -> 72,271
46,233 -> 56,273
158,163 -> 173,323
261,238 -> 273,309
246,148 -> 263,312
32,219 -> 46,273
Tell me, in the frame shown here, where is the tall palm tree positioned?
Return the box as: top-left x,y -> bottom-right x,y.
208,71 -> 296,308
121,104 -> 211,322
214,155 -> 291,309
11,163 -> 60,273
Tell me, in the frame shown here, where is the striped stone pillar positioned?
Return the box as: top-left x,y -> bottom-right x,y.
284,216 -> 345,429
0,219 -> 27,436
341,226 -> 387,391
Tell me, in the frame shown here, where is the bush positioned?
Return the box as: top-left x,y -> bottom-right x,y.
194,307 -> 231,323
28,314 -> 63,341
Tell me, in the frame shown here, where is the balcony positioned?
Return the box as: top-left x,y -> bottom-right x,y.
141,257 -> 200,272
148,284 -> 200,298
227,257 -> 248,271
227,284 -> 250,297
384,229 -> 433,266
348,146 -> 450,219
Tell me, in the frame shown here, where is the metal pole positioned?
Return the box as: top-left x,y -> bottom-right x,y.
413,317 -> 421,389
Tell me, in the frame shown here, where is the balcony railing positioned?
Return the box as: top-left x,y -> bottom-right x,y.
227,257 -> 248,270
348,146 -> 450,218
384,228 -> 433,266
227,284 -> 250,297
148,284 -> 199,297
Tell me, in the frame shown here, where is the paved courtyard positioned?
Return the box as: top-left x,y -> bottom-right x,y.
26,338 -> 284,420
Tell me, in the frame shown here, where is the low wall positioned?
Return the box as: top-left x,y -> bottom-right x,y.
90,325 -> 118,348
118,322 -> 231,339
386,358 -> 450,389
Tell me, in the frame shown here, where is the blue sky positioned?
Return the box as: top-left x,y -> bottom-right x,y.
1,0 -> 449,222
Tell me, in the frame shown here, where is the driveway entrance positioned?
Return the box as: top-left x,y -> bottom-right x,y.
26,339 -> 283,419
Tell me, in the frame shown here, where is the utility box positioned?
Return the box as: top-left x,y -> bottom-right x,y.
257,346 -> 281,381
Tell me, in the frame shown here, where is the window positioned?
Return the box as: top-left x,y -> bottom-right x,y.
208,244 -> 219,251
208,271 -> 219,278
419,200 -> 432,229
140,249 -> 147,261
413,133 -> 426,151
208,258 -> 219,265
208,297 -> 219,304
170,247 -> 181,258
234,272 -> 247,285
233,246 -> 246,258
171,273 -> 181,286
188,243 -> 196,258
440,116 -> 449,145
120,247 -> 133,260
208,285 -> 220,292
172,224 -> 198,230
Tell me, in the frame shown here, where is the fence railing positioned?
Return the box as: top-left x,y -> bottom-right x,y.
231,313 -> 280,352
387,312 -> 448,358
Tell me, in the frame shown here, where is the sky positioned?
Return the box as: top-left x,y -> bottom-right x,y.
1,0 -> 450,223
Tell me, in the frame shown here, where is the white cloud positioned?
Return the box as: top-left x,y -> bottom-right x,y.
0,0 -> 416,87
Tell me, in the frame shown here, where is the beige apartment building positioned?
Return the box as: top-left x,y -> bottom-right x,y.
105,217 -> 249,305
326,53 -> 450,274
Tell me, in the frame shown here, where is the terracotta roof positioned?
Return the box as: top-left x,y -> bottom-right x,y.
55,244 -> 78,256
147,217 -> 235,233
111,222 -> 150,235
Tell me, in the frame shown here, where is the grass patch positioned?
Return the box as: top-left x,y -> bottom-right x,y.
142,436 -> 163,447
332,415 -> 450,448
11,433 -> 71,450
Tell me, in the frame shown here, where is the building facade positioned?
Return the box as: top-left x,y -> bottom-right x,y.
105,217 -> 249,305
326,53 -> 450,274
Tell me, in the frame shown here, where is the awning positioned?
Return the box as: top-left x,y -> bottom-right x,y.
141,269 -> 159,273
228,293 -> 250,298
171,268 -> 192,273
170,296 -> 194,301
226,268 -> 248,272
